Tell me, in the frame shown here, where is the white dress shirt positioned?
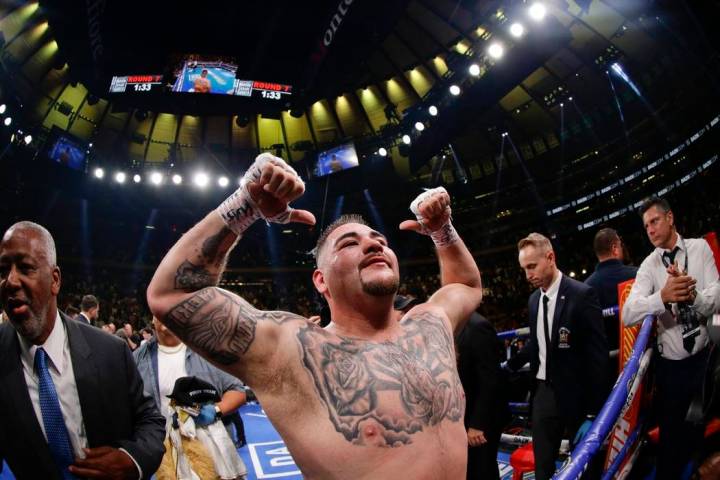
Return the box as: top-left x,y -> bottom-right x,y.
17,311 -> 142,476
622,235 -> 720,360
537,269 -> 562,380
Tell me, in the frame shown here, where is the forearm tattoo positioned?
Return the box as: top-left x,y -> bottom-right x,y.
299,311 -> 464,446
173,227 -> 236,290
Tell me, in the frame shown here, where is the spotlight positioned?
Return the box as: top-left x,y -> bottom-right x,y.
402,134 -> 411,144
560,102 -> 564,107
449,85 -> 461,96
133,174 -> 141,183
569,271 -> 576,278
468,64 -> 480,76
93,167 -> 104,179
23,134 -> 32,145
88,142 -> 93,148
172,174 -> 182,185
378,147 -> 388,157
150,172 -> 163,185
509,22 -> 525,38
0,104 -> 6,114
114,172 -> 126,184
487,43 -> 504,59
193,172 -> 209,188
581,268 -> 587,275
528,2 -> 546,21
501,132 -> 508,137
3,117 -> 11,126
218,176 -> 229,187
414,121 -> 425,132
428,105 -> 438,116
568,96 -> 573,101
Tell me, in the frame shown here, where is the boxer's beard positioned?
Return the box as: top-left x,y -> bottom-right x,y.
360,274 -> 399,296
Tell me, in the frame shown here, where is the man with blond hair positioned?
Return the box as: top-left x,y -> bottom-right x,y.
507,233 -> 608,480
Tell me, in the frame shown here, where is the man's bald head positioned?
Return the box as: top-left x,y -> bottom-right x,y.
2,221 -> 57,266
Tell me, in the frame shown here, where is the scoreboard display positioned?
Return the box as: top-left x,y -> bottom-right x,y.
109,75 -> 164,93
109,75 -> 292,102
233,80 -> 292,100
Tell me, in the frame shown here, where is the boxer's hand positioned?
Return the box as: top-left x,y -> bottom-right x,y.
245,156 -> 315,225
399,187 -> 451,234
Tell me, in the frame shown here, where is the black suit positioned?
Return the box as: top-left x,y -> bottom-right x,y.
508,275 -> 608,480
73,312 -> 92,326
457,313 -> 510,480
584,259 -> 637,350
0,313 -> 165,479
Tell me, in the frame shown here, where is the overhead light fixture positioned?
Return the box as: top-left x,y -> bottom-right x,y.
114,172 -> 126,184
3,117 -> 12,126
150,172 -> 163,185
378,147 -> 388,157
528,2 -> 547,21
510,22 -> 525,38
218,176 -> 229,187
193,172 -> 209,188
172,174 -> 182,185
402,134 -> 411,144
449,85 -> 461,96
133,174 -> 142,183
415,121 -> 425,132
0,104 -> 6,114
488,43 -> 504,59
93,167 -> 104,179
23,134 -> 32,145
428,105 -> 438,116
469,64 -> 481,76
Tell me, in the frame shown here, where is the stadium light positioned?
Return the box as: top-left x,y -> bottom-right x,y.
469,64 -> 481,76
528,2 -> 546,21
0,104 -> 6,114
3,117 -> 11,126
488,43 -> 504,59
415,121 -> 425,132
172,174 -> 182,185
402,134 -> 411,145
510,22 -> 525,38
428,105 -> 438,116
114,172 -> 126,184
378,147 -> 388,157
93,167 -> 104,179
23,134 -> 32,145
449,85 -> 461,96
133,174 -> 141,183
218,176 -> 229,187
150,172 -> 163,185
193,172 -> 209,188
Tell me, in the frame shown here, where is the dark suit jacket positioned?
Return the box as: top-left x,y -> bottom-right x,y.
508,275 -> 609,425
0,313 -> 165,479
73,312 -> 92,325
585,259 -> 637,350
456,313 -> 510,434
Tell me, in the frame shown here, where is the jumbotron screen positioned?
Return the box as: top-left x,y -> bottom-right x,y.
315,142 -> 360,177
172,55 -> 238,95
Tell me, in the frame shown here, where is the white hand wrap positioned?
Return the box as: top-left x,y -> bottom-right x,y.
216,153 -> 304,235
409,186 -> 459,248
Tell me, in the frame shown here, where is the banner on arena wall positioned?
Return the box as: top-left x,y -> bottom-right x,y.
704,232 -> 720,272
604,278 -> 644,478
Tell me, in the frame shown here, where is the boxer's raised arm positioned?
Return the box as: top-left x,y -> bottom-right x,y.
147,154 -> 315,377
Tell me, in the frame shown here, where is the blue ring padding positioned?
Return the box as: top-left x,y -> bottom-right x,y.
600,420 -> 643,480
497,305 -> 619,340
552,314 -> 654,480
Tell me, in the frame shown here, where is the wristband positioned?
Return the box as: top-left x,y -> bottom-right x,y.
409,186 -> 459,247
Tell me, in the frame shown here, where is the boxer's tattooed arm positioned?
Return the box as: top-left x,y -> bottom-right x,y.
164,287 -> 298,365
164,285 -> 304,365
174,226 -> 237,290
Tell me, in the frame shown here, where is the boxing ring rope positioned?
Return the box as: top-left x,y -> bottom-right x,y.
552,314 -> 655,480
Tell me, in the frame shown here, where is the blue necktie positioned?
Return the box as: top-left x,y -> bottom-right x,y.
35,347 -> 76,479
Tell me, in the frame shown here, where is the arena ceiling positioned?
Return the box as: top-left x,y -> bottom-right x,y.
0,0 -> 717,195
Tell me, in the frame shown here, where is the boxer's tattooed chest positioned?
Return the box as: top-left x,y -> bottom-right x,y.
298,312 -> 464,447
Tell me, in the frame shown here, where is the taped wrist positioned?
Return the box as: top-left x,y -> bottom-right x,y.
216,153 -> 302,234
409,186 -> 459,247
429,222 -> 459,248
